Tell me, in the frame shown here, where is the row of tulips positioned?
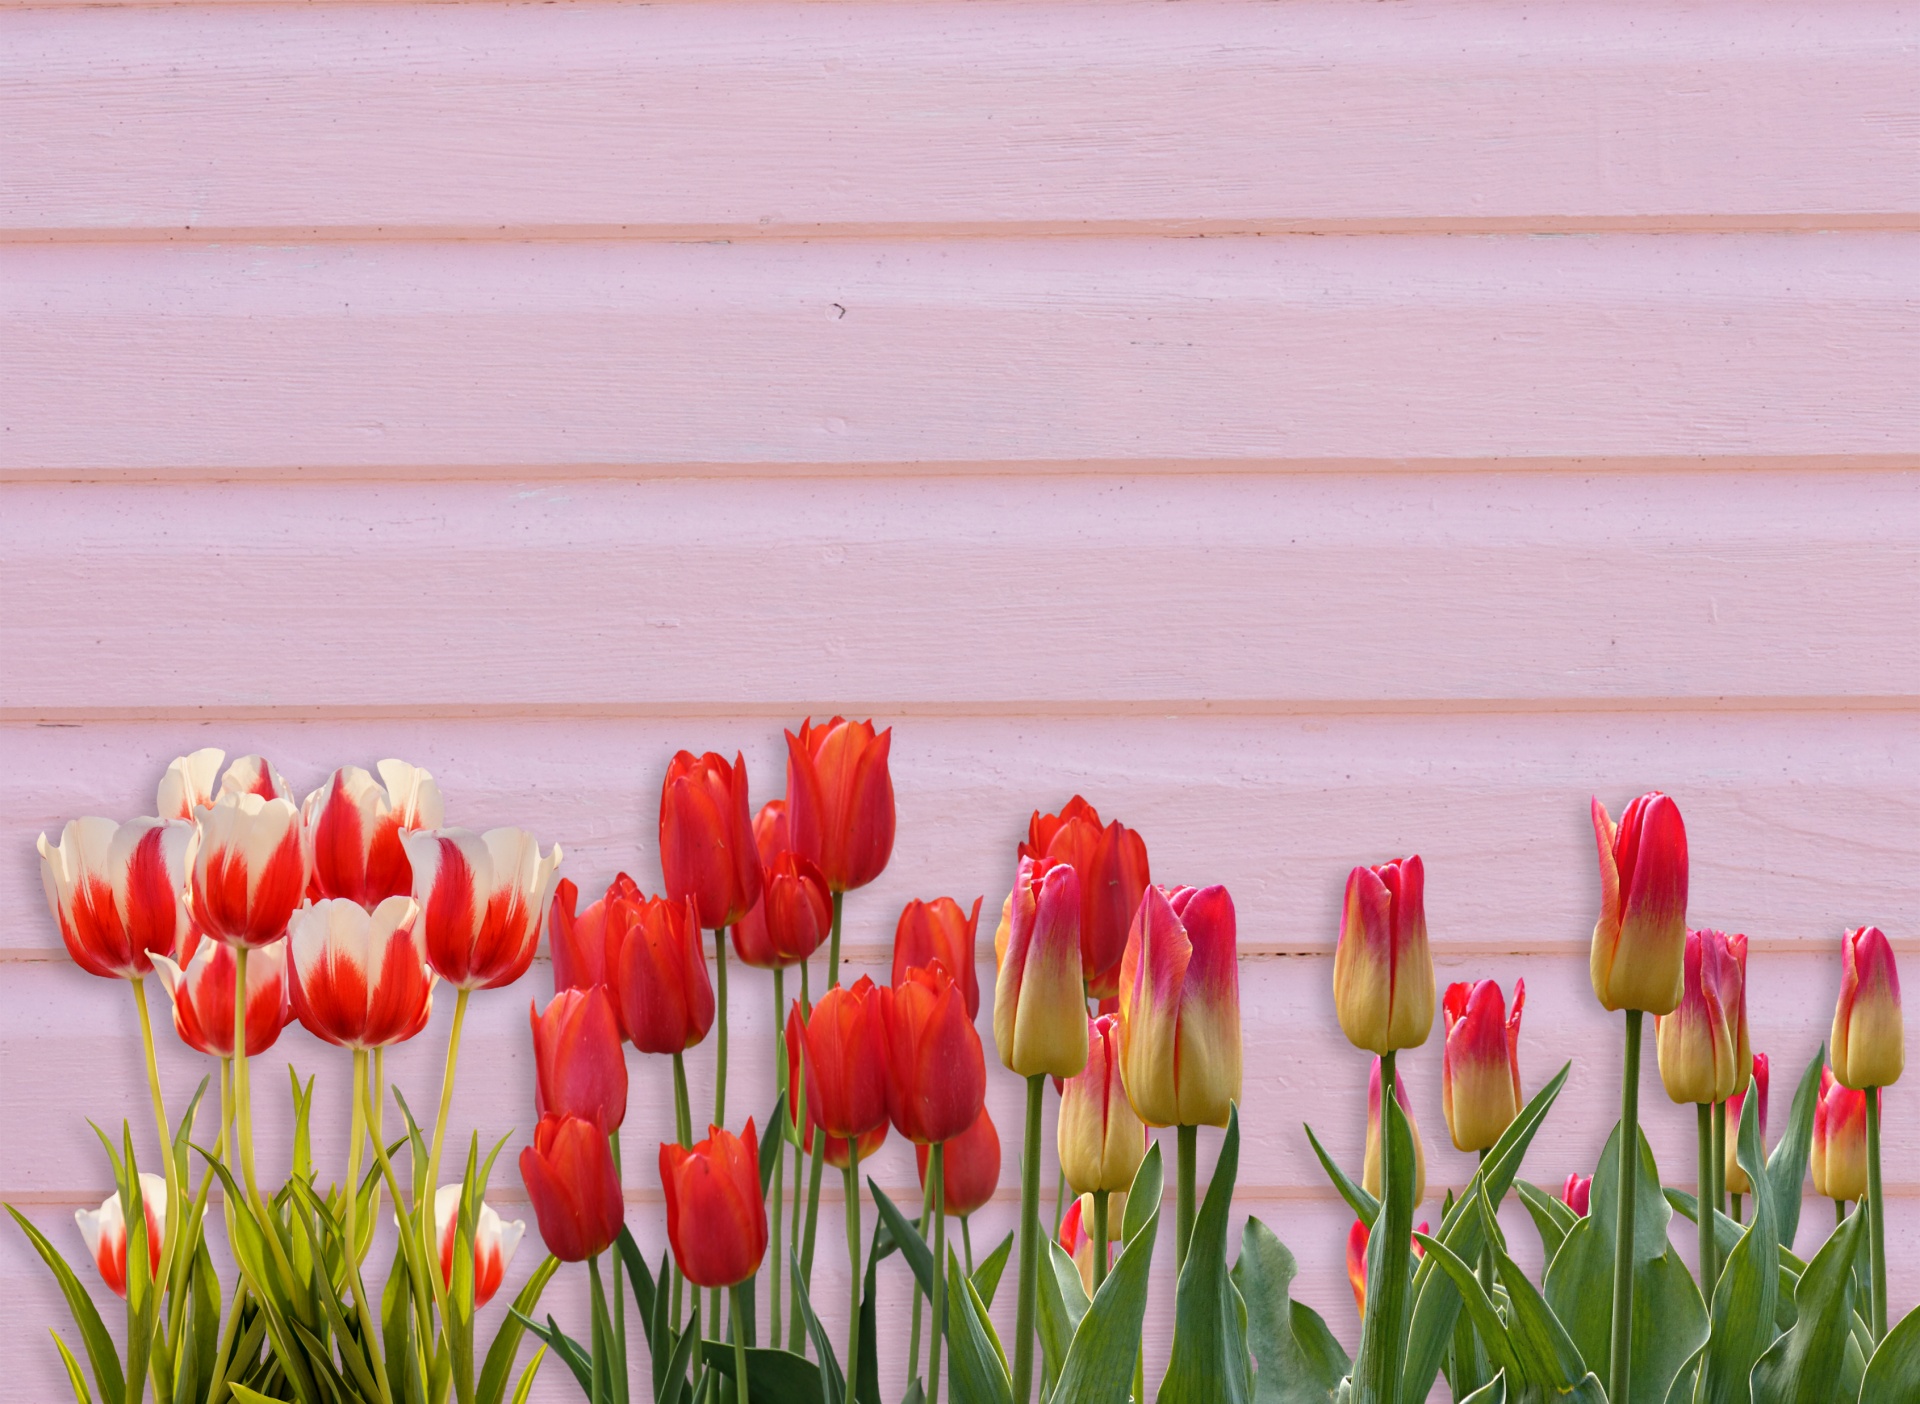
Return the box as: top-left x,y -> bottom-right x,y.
16,731 -> 1920,1404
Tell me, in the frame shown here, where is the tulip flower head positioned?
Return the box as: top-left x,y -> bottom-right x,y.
38,816 -> 195,979
288,897 -> 437,1049
1334,856 -> 1435,1056
1655,929 -> 1745,1105
1589,792 -> 1689,1014
1725,1052 -> 1770,1195
1116,884 -> 1242,1128
1812,1066 -> 1869,1203
994,857 -> 1091,1080
917,1106 -> 1001,1217
660,1121 -> 770,1289
548,873 -> 640,995
804,1120 -> 890,1171
75,1173 -> 167,1299
605,893 -> 713,1055
303,760 -> 443,908
784,716 -> 896,893
799,977 -> 889,1140
1561,1174 -> 1592,1217
1020,797 -> 1152,999
188,794 -> 310,949
659,750 -> 762,930
531,986 -> 628,1134
1059,1195 -> 1112,1296
215,754 -> 294,806
152,932 -> 292,1058
1441,978 -> 1524,1153
1363,1056 -> 1427,1208
157,748 -> 225,821
733,852 -> 832,969
1831,926 -> 1904,1090
433,1184 -> 525,1309
1058,1013 -> 1148,1196
1347,1216 -> 1429,1319
404,827 -> 562,991
894,896 -> 985,1019
519,1115 -> 624,1262
882,961 -> 987,1145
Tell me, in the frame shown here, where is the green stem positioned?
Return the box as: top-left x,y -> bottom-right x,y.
425,986 -> 472,1206
1867,1087 -> 1887,1339
908,1156 -> 936,1388
1731,1193 -> 1743,1225
1052,1163 -> 1069,1239
770,967 -> 786,1352
611,1133 -> 628,1399
929,1143 -> 948,1404
843,1147 -> 864,1395
1711,1100 -> 1727,1222
345,1050 -> 395,1404
731,1283 -> 754,1404
1091,1189 -> 1109,1293
673,1053 -> 694,1337
369,1048 -> 386,1229
589,1253 -> 613,1404
130,974 -> 185,1328
962,1217 -> 975,1277
797,962 -> 828,1356
360,1051 -> 436,1386
1176,1125 -> 1198,1274
1013,1073 -> 1045,1404
827,893 -> 843,990
1477,1148 -> 1496,1300
1610,1010 -> 1643,1404
788,961 -> 811,1353
1837,1198 -> 1848,1228
714,928 -> 730,1128
1696,1103 -> 1717,1302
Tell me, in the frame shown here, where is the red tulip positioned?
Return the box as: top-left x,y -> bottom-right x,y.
1726,1052 -> 1770,1194
881,962 -> 987,1145
893,897 -> 984,1019
157,748 -> 224,822
784,717 -> 895,893
799,977 -> 889,1140
994,857 -> 1089,1079
433,1184 -> 525,1309
1116,884 -> 1242,1128
532,986 -> 628,1134
1059,1195 -> 1101,1295
75,1174 -> 166,1298
1058,1013 -> 1147,1196
1831,925 -> 1904,1090
287,897 -> 437,1049
1812,1066 -> 1870,1202
1440,979 -> 1524,1153
1655,929 -> 1743,1105
404,827 -> 563,990
660,1121 -> 769,1289
1363,1056 -> 1427,1207
1561,1174 -> 1592,1217
1347,1216 -> 1429,1318
152,931 -> 292,1057
1020,798 -> 1151,999
549,874 -> 640,995
1590,792 -> 1689,1014
520,1115 -> 624,1262
733,853 -> 833,969
605,893 -> 713,1054
659,751 -> 762,930
1334,856 -> 1435,1056
783,998 -> 888,1167
302,761 -> 443,907
916,1106 -> 1001,1216
38,817 -> 195,979
807,1121 -> 890,1172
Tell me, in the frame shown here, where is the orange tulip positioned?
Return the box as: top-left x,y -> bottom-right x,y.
1363,1056 -> 1426,1207
1440,978 -> 1524,1153
38,816 -> 195,979
531,986 -> 628,1134
1115,884 -> 1242,1128
188,795 -> 310,950
520,1114 -> 624,1262
1655,929 -> 1743,1105
798,977 -> 889,1139
404,827 -> 562,990
659,750 -> 763,930
1589,792 -> 1689,1014
784,716 -> 895,893
1058,1013 -> 1147,1196
893,897 -> 984,1019
301,760 -> 442,908
1725,1052 -> 1770,1195
1812,1066 -> 1869,1202
1831,925 -> 1904,1090
916,1106 -> 1001,1217
75,1175 -> 166,1298
881,961 -> 987,1145
733,852 -> 832,969
1334,856 -> 1434,1056
1019,798 -> 1151,999
661,1121 -> 769,1289
994,857 -> 1089,1080
153,931 -> 292,1058
605,893 -> 713,1055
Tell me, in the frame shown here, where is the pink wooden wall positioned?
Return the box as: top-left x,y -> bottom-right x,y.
4,0 -> 1919,1396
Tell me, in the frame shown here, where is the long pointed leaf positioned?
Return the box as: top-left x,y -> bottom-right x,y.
1766,1046 -> 1825,1256
6,1205 -> 127,1404
1161,1106 -> 1249,1402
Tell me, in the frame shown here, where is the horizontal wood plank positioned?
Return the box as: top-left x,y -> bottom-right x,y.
4,1 -> 1918,237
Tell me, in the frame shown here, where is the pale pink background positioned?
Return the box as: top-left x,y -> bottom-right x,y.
4,1 -> 1918,1398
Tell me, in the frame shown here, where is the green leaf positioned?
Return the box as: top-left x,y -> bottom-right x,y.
50,1331 -> 95,1404
944,1253 -> 1016,1404
868,1180 -> 934,1299
477,1255 -> 559,1404
1123,1144 -> 1164,1245
1860,1299 -> 1920,1404
1512,1180 -> 1577,1269
616,1230 -> 655,1353
1036,1237 -> 1090,1390
1302,1122 -> 1378,1228
1352,1077 -> 1415,1404
510,1346 -> 546,1404
1162,1105 -> 1250,1402
1048,1184 -> 1159,1404
1697,1093 -> 1782,1404
5,1204 -> 126,1404
1232,1217 -> 1347,1403
700,1341 -> 827,1402
790,1248 -> 846,1404
760,1095 -> 786,1198
970,1231 -> 1015,1310
1766,1047 -> 1825,1257
1750,1204 -> 1864,1403
510,1312 -> 593,1395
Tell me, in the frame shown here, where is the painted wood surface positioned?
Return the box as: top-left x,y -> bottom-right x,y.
2,0 -> 1915,1397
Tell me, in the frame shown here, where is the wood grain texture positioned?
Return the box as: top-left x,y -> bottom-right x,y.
5,1 -> 1919,237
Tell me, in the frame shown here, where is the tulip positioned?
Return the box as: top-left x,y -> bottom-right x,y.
1440,979 -> 1524,1153
1115,884 -> 1242,1129
288,897 -> 437,1049
784,716 -> 895,893
520,1114 -> 624,1263
187,794 -> 309,950
549,873 -> 640,995
733,853 -> 833,969
37,816 -> 194,979
1812,1067 -> 1868,1203
1589,793 -> 1689,1016
403,827 -> 562,991
802,1121 -> 889,1171
1333,856 -> 1435,1056
1020,797 -> 1151,998
994,857 -> 1090,1081
662,1122 -> 770,1294
303,760 -> 443,908
532,986 -> 628,1134
1058,1014 -> 1147,1196
798,977 -> 889,1139
1656,930 -> 1744,1106
1832,926 -> 1903,1091
1562,1174 -> 1592,1217
75,1174 -> 166,1298
1346,1216 -> 1430,1319
916,1106 -> 1001,1218
894,897 -> 985,1019
152,933 -> 292,1058
1363,1056 -> 1427,1208
216,754 -> 294,805
882,962 -> 987,1146
157,748 -> 224,821
1058,1194 -> 1125,1296
605,894 -> 713,1055
433,1183 -> 525,1309
1725,1053 -> 1770,1197
659,751 -> 763,931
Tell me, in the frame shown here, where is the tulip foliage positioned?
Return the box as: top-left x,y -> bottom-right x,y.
16,744 -> 1920,1404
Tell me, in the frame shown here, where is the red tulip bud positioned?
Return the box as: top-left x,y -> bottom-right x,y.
660,1121 -> 769,1289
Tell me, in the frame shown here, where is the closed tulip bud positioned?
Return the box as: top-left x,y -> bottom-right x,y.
1363,1057 -> 1427,1207
188,795 -> 309,949
733,853 -> 833,969
1831,926 -> 1904,1090
800,977 -> 889,1139
894,897 -> 985,1019
605,894 -> 713,1055
661,1121 -> 770,1289
1561,1174 -> 1592,1217
1589,792 -> 1689,1014
549,874 -> 640,995
158,748 -> 224,822
404,827 -> 562,991
302,760 -> 442,907
532,987 -> 628,1134
1347,1216 -> 1429,1318
152,932 -> 292,1057
433,1184 -> 525,1309
1059,1195 -> 1100,1296
1116,884 -> 1242,1128
1058,1014 -> 1148,1196
994,858 -> 1090,1080
1812,1067 -> 1869,1203
1441,979 -> 1524,1153
659,751 -> 762,930
803,1121 -> 890,1172
882,962 -> 987,1145
75,1174 -> 166,1298
917,1106 -> 1001,1217
1334,856 -> 1435,1056
519,1115 -> 624,1262
1020,798 -> 1152,999
1725,932 -> 1752,1094
1655,929 -> 1743,1105
784,716 -> 896,893
288,897 -> 437,1049
38,816 -> 195,979
1725,1053 -> 1770,1195
216,754 -> 294,805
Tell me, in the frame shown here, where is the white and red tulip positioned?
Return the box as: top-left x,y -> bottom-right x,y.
288,897 -> 437,1049
187,794 -> 309,949
152,933 -> 292,1058
37,817 -> 194,979
75,1174 -> 166,1298
302,760 -> 443,908
433,1184 -> 525,1309
402,828 -> 563,990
